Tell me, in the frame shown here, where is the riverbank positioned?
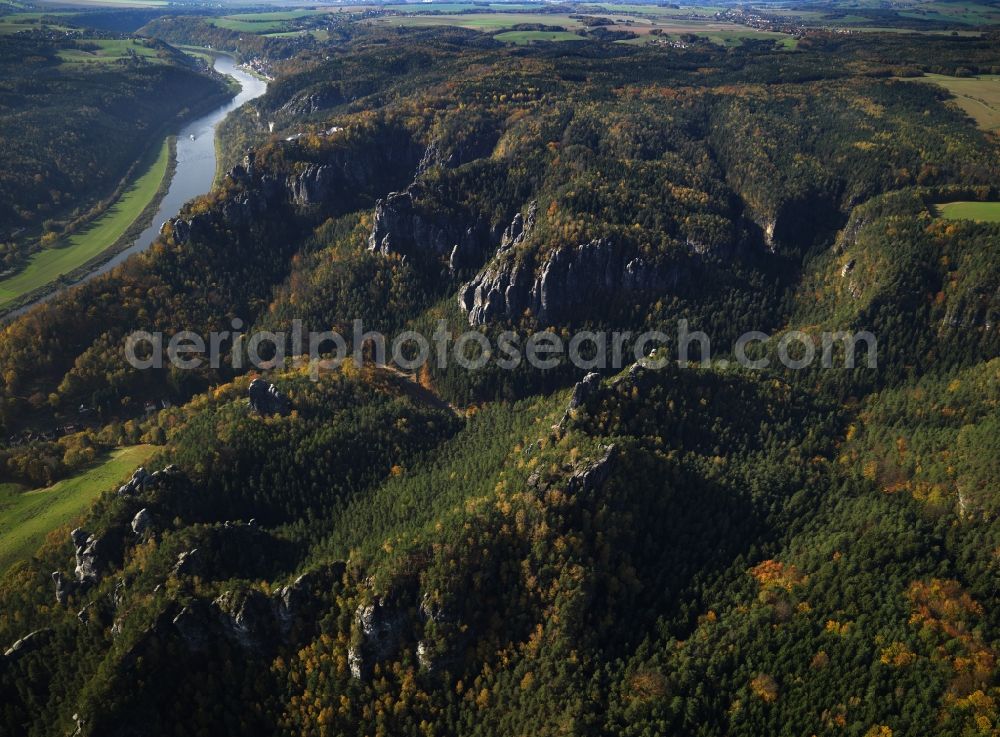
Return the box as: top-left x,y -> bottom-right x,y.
0,137 -> 175,315
0,60 -> 250,319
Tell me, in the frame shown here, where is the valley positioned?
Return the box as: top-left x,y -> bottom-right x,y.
0,3 -> 998,737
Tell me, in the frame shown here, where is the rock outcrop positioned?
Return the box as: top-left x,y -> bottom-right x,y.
213,589 -> 280,650
348,595 -> 410,679
131,508 -> 153,536
118,466 -> 151,497
566,445 -> 617,496
368,189 -> 499,273
52,571 -> 76,605
72,528 -> 112,584
172,548 -> 204,578
248,378 -> 291,417
118,464 -> 181,497
3,629 -> 52,662
568,372 -> 601,412
287,163 -> 343,207
460,238 -> 685,326
560,372 -> 602,427
172,563 -> 346,653
499,200 -> 537,252
172,603 -> 213,652
77,599 -> 113,627
416,593 -> 469,674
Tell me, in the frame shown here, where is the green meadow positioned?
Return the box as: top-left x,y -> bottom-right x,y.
0,445 -> 155,574
378,12 -> 585,31
934,201 -> 1000,222
0,137 -> 170,311
58,39 -> 161,65
918,74 -> 1000,132
495,30 -> 587,43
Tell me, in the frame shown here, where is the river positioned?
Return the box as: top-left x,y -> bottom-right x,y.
7,54 -> 267,318
96,54 -> 269,275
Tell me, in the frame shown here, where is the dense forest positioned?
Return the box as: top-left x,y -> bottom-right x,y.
0,22 -> 997,737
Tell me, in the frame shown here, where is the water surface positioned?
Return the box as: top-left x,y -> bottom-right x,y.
8,55 -> 267,318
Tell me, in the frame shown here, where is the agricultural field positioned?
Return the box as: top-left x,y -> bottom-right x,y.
0,11 -> 75,34
934,201 -> 1000,222
577,3 -> 725,17
375,9 -> 797,46
898,1 -> 1000,25
58,38 -> 162,65
0,445 -> 155,574
0,137 -> 170,311
494,29 -> 587,43
208,8 -> 332,33
627,27 -> 798,47
376,12 -> 585,31
364,2 -> 543,11
907,74 -> 1000,132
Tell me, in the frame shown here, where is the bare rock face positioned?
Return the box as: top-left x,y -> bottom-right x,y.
369,190 -> 448,257
460,238 -> 686,326
499,201 -> 537,252
52,571 -> 76,605
213,589 -> 279,650
568,372 -> 601,411
560,372 -> 602,427
165,213 -> 211,246
3,628 -> 52,662
73,528 -> 108,584
566,445 -> 617,496
52,528 -> 118,603
288,164 -> 341,207
77,599 -> 113,627
172,564 -> 346,653
248,378 -> 291,417
172,603 -> 213,652
367,188 -> 505,274
131,508 -> 153,537
458,250 -> 535,325
117,466 -> 151,497
172,548 -> 204,578
348,596 -> 410,679
368,189 -> 493,267
416,593 -> 469,675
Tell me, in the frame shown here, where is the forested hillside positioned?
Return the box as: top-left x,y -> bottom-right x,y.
0,33 -> 231,273
0,25 -> 997,737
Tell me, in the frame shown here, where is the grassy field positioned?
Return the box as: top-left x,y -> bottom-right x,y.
209,9 -> 332,33
577,3 -> 725,17
370,2 -> 542,11
376,10 -> 795,46
0,445 -> 155,574
222,9 -> 323,22
0,12 -> 75,34
58,39 -> 161,65
626,29 -> 797,47
899,1 -> 1000,24
211,17 -> 291,32
934,201 -> 1000,222
178,44 -> 216,64
378,12 -> 585,30
0,137 -> 170,311
901,74 -> 1000,132
495,30 -> 586,43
